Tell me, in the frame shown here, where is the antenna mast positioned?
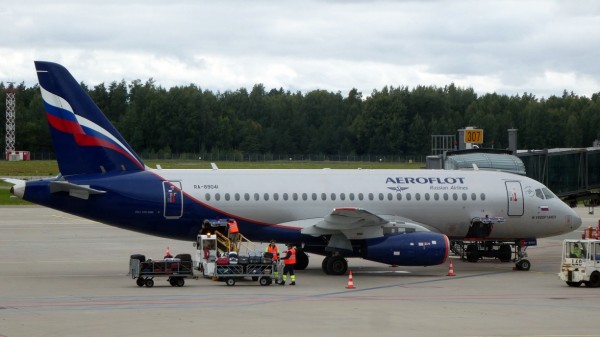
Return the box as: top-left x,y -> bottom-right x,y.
5,83 -> 16,158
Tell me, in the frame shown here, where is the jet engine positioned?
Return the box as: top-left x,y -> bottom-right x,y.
363,232 -> 449,266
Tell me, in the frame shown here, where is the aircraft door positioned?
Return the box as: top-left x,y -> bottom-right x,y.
163,181 -> 183,219
505,181 -> 524,216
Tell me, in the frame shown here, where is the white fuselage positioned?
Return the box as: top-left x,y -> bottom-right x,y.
155,168 -> 580,240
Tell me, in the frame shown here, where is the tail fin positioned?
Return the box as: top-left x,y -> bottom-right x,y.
34,61 -> 145,176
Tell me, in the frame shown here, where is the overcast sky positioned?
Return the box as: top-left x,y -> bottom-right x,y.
1,0 -> 600,99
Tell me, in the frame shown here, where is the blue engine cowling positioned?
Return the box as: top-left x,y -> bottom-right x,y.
363,232 -> 449,266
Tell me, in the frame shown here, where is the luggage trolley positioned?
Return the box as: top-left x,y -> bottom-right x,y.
129,254 -> 195,287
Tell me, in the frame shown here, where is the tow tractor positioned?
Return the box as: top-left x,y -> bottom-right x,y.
195,219 -> 276,286
558,223 -> 600,287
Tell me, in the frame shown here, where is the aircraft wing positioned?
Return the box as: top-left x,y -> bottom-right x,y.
1,178 -> 25,185
301,207 -> 436,240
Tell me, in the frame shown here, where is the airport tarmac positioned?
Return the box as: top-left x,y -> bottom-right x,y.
1,206 -> 600,337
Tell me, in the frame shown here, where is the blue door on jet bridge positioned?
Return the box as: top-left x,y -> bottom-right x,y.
505,181 -> 524,216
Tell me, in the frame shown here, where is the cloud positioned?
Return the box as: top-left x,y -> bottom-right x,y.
1,0 -> 599,98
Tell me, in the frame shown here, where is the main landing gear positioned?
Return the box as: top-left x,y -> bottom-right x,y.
321,255 -> 348,275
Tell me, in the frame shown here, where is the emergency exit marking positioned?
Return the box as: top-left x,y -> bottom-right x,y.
464,129 -> 483,144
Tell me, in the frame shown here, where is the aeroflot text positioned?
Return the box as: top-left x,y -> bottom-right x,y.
385,177 -> 466,184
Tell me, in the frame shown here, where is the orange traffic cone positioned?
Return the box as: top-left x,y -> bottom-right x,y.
346,270 -> 356,289
447,260 -> 456,276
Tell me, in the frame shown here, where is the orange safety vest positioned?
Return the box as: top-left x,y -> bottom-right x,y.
284,248 -> 296,265
266,245 -> 279,261
228,220 -> 239,233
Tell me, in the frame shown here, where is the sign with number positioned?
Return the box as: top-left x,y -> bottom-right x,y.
464,129 -> 483,144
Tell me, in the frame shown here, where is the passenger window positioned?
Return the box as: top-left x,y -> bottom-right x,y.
462,193 -> 467,201
378,193 -> 384,201
434,193 -> 439,201
274,193 -> 279,201
453,193 -> 458,201
321,193 -> 327,201
406,193 -> 412,201
480,193 -> 486,201
264,193 -> 270,201
302,193 -> 308,201
443,193 -> 449,201
387,193 -> 393,201
397,193 -> 402,201
340,193 -> 346,201
215,193 -> 221,201
235,193 -> 240,201
283,193 -> 289,201
368,193 -> 374,201
350,193 -> 355,201
331,193 -> 336,201
358,193 -> 364,201
471,193 -> 476,201
293,193 -> 299,201
244,193 -> 250,201
254,193 -> 260,201
225,193 -> 230,201
206,193 -> 211,201
312,193 -> 317,201
415,193 -> 421,201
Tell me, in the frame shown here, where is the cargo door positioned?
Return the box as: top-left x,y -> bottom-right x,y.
163,181 -> 183,219
505,181 -> 524,216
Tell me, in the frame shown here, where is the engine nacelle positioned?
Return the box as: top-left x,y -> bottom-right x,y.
363,232 -> 449,266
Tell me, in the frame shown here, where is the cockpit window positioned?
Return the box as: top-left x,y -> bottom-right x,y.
535,189 -> 544,199
542,188 -> 555,199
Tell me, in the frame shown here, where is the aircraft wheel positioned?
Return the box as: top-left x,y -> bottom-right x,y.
567,281 -> 582,287
145,278 -> 154,287
466,244 -> 479,263
516,259 -> 531,271
322,257 -> 330,274
176,278 -> 185,287
326,256 -> 347,275
499,244 -> 512,262
136,278 -> 145,287
295,249 -> 309,270
585,272 -> 600,287
226,278 -> 236,286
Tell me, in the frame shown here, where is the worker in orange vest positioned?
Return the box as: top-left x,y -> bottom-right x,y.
280,243 -> 296,286
227,219 -> 240,251
266,240 -> 280,283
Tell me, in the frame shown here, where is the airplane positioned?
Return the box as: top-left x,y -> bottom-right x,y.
4,61 -> 582,275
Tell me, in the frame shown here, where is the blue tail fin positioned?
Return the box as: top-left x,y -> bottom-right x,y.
35,61 -> 145,176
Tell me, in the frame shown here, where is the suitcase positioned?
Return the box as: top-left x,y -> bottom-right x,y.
249,256 -> 261,264
262,257 -> 272,264
238,256 -> 249,265
216,257 -> 229,265
264,252 -> 273,259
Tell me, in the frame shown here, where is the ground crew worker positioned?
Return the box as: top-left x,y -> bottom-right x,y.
227,219 -> 240,251
266,240 -> 280,283
571,243 -> 582,258
280,243 -> 296,286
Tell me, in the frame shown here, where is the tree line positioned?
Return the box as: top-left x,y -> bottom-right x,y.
2,80 -> 600,158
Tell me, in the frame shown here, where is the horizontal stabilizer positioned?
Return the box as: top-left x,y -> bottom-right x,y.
49,181 -> 106,200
